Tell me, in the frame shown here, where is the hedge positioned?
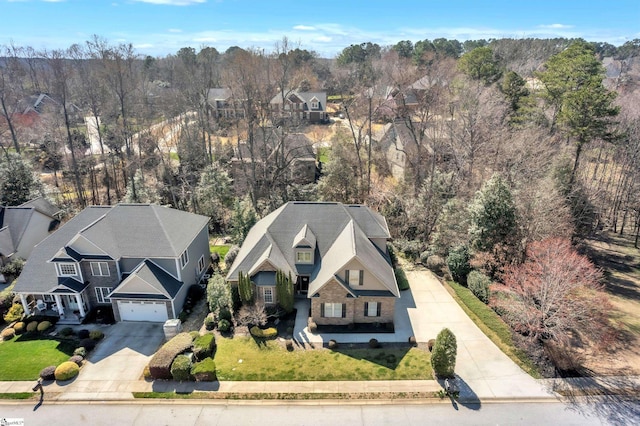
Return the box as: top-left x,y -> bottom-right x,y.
1,327 -> 15,340
89,330 -> 104,340
55,361 -> 80,381
148,332 -> 193,380
26,321 -> 38,332
68,355 -> 84,366
250,326 -> 277,339
191,358 -> 216,382
39,365 -> 57,381
193,333 -> 216,361
37,321 -> 52,332
13,322 -> 25,334
170,354 -> 192,381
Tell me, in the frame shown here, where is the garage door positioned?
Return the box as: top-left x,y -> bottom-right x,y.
118,301 -> 168,322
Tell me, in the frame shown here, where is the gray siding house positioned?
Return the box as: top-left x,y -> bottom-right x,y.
13,204 -> 210,324
227,202 -> 399,327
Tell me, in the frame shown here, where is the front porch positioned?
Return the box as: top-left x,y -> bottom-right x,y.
19,292 -> 88,325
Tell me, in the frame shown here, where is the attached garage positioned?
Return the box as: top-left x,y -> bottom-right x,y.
117,301 -> 168,322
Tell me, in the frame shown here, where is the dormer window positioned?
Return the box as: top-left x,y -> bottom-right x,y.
296,250 -> 313,264
57,263 -> 77,277
310,97 -> 319,109
346,269 -> 363,286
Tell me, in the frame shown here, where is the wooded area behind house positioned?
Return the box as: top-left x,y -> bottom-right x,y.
2,36 -> 640,376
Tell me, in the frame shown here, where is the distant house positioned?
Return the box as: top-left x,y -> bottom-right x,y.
270,90 -> 329,124
379,119 -> 435,181
206,88 -> 246,120
227,202 -> 399,327
13,204 -> 210,324
0,197 -> 61,268
229,129 -> 317,195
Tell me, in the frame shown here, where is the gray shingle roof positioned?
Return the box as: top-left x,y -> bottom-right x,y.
110,259 -> 181,300
227,202 -> 398,298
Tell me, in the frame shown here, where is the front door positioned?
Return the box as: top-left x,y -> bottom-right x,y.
297,276 -> 309,294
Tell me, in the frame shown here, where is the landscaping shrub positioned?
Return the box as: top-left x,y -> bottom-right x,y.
89,330 -> 104,340
191,358 -> 216,382
187,284 -> 205,302
170,354 -> 192,381
217,319 -> 231,332
387,243 -> 398,267
148,332 -> 194,380
408,336 -> 417,346
79,338 -> 96,352
369,338 -> 380,349
447,245 -> 471,285
419,251 -> 430,265
59,327 -> 74,337
54,361 -> 80,381
178,311 -> 188,322
68,355 -> 83,366
224,245 -> 240,269
250,326 -> 277,339
77,329 -> 90,339
426,255 -> 447,275
307,320 -> 317,333
393,239 -> 423,261
26,321 -> 38,332
37,321 -> 52,332
1,327 -> 15,340
0,258 -> 25,277
3,303 -> 24,323
328,339 -> 338,350
143,365 -> 152,381
39,365 -> 57,381
467,270 -> 491,304
204,315 -> 215,331
394,267 -> 410,291
428,339 -> 436,352
73,347 -> 87,358
193,333 -> 216,360
431,328 -> 457,378
13,321 -> 25,334
286,339 -> 294,351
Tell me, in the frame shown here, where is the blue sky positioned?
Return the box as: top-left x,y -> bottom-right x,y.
1,0 -> 638,57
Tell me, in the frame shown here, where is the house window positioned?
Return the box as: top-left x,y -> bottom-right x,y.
310,100 -> 319,109
296,250 -> 313,264
197,255 -> 206,274
263,287 -> 274,304
180,250 -> 189,269
322,302 -> 345,318
57,263 -> 77,276
365,302 -> 381,317
90,262 -> 110,277
95,287 -> 113,304
346,269 -> 363,286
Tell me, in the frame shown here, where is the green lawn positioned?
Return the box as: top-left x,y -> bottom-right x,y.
0,335 -> 75,380
210,244 -> 231,260
215,336 -> 431,381
316,147 -> 330,164
445,281 -> 541,378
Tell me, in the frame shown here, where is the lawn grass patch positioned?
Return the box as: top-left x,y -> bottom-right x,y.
210,245 -> 230,261
0,335 -> 76,381
214,336 -> 431,381
0,392 -> 34,400
445,281 -> 541,378
316,146 -> 330,164
133,391 -> 438,400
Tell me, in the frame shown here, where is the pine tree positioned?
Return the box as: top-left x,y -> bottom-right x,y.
431,328 -> 457,378
238,271 -> 254,305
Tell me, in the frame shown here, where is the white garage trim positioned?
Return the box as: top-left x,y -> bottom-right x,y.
117,300 -> 168,322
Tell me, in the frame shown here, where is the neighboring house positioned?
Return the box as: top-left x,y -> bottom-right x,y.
0,197 -> 61,267
229,129 -> 317,195
14,204 -> 210,324
270,90 -> 329,124
379,119 -> 435,181
206,87 -> 246,120
227,202 -> 399,327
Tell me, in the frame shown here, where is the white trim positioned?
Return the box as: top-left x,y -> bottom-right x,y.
90,261 -> 110,277
263,287 -> 274,304
57,262 -> 78,277
180,249 -> 189,269
323,302 -> 342,318
197,254 -> 206,275
95,286 -> 113,304
295,250 -> 313,264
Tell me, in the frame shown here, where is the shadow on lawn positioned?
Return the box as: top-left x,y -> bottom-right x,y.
332,345 -> 412,370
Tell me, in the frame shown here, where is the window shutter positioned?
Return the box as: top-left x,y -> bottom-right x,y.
359,270 -> 364,286
321,303 -> 325,317
341,304 -> 346,318
364,302 -> 369,317
345,270 -> 349,283
376,302 -> 381,317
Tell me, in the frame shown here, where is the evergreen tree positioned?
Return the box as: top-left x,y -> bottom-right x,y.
0,153 -> 43,205
276,270 -> 294,313
431,328 -> 457,378
238,271 -> 254,305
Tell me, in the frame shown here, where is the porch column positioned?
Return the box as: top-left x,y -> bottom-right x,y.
53,294 -> 64,316
75,294 -> 86,318
19,294 -> 31,316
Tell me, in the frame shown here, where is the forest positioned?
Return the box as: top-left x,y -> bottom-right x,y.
1,36 -> 639,375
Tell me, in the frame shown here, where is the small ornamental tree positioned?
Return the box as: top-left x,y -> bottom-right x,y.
447,245 -> 471,285
238,271 -> 254,305
276,270 -> 294,313
207,273 -> 233,321
431,328 -> 457,378
467,271 -> 491,303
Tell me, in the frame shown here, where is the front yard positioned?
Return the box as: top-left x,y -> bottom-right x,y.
214,336 -> 432,381
0,335 -> 74,380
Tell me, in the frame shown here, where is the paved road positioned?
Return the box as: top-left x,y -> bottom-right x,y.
2,399 -> 634,425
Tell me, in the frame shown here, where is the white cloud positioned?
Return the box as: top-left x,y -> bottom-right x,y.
131,0 -> 206,5
168,28 -> 183,33
538,24 -> 575,29
293,25 -> 316,31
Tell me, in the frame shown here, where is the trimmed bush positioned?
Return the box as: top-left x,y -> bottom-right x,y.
77,329 -> 90,339
59,327 -> 74,337
69,355 -> 83,366
191,358 -> 216,382
431,328 -> 457,378
369,338 -> 380,349
143,365 -> 152,381
39,365 -> 57,381
26,321 -> 38,332
3,303 -> 23,323
408,336 -> 417,346
394,267 -> 410,291
73,347 -> 87,358
307,320 -> 317,333
328,339 -> 338,350
286,339 -> 294,351
204,315 -> 215,331
193,333 -> 216,361
55,361 -> 80,381
447,245 -> 471,285
148,332 -> 194,380
1,327 -> 15,340
13,321 -> 25,334
37,321 -> 52,332
250,326 -> 277,339
170,354 -> 192,381
89,330 -> 104,340
217,319 -> 231,332
428,339 -> 436,352
79,338 -> 96,352
467,270 -> 491,303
